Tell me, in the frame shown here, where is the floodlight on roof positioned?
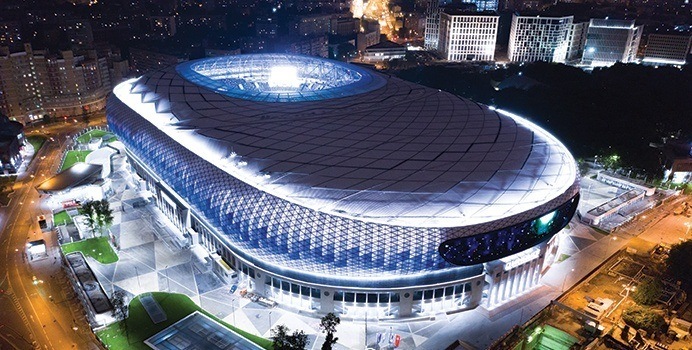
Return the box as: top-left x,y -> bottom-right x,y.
268,65 -> 300,89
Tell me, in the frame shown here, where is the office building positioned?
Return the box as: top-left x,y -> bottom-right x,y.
508,15 -> 573,63
566,21 -> 588,63
461,0 -> 498,11
642,34 -> 691,66
438,10 -> 499,61
582,19 -> 642,67
425,0 -> 442,50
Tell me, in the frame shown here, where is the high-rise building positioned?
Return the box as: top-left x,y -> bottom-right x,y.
0,44 -> 111,124
582,19 -> 642,67
0,44 -> 43,123
39,50 -> 111,118
424,0 -> 442,50
461,0 -> 498,11
508,15 -> 573,63
438,10 -> 499,61
565,21 -> 588,63
642,34 -> 691,66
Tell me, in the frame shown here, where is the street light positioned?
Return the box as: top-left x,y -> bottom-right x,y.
231,298 -> 237,327
268,311 -> 273,331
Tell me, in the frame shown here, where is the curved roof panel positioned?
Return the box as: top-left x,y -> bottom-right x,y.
114,54 -> 577,228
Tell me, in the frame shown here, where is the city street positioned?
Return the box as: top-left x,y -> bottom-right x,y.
0,120 -> 103,350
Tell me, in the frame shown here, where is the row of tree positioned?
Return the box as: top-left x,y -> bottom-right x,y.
271,312 -> 340,350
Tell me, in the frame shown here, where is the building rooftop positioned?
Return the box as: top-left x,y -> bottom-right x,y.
36,163 -> 102,193
145,311 -> 263,350
366,40 -> 405,50
114,54 -> 577,228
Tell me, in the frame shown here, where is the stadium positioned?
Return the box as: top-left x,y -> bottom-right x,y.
107,54 -> 579,318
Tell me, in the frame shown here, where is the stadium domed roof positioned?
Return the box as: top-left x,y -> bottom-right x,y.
114,54 -> 577,228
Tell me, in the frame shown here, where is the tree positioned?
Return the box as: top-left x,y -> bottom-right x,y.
80,199 -> 114,237
271,324 -> 309,350
111,290 -> 129,322
632,279 -> 663,305
666,240 -> 692,288
42,114 -> 51,124
81,106 -> 90,126
319,312 -> 340,350
621,306 -> 667,335
599,153 -> 621,171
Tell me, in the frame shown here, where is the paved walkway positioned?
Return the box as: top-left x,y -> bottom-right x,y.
79,152 -> 690,350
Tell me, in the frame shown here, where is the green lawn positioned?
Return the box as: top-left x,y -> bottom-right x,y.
97,292 -> 272,350
26,135 -> 46,152
61,237 -> 118,264
102,133 -> 118,144
76,129 -> 110,144
53,210 -> 73,226
61,150 -> 93,171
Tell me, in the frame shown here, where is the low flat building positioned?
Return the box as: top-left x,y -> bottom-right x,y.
0,113 -> 25,174
642,33 -> 691,66
363,40 -> 406,62
662,141 -> 692,184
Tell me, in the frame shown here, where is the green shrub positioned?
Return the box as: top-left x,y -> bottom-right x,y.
622,306 -> 667,334
632,279 -> 663,306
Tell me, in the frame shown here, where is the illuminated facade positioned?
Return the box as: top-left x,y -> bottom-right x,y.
643,34 -> 691,66
424,0 -> 442,50
582,19 -> 642,67
438,10 -> 499,61
0,44 -> 111,124
508,15 -> 573,63
107,54 -> 579,318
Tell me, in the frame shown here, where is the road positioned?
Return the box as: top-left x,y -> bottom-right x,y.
0,120 -> 104,349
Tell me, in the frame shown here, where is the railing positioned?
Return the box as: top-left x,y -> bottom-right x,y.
55,126 -> 111,174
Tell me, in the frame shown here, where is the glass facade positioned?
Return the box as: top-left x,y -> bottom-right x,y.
107,54 -> 580,316
508,15 -> 573,63
439,194 -> 579,266
108,95 -> 579,289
